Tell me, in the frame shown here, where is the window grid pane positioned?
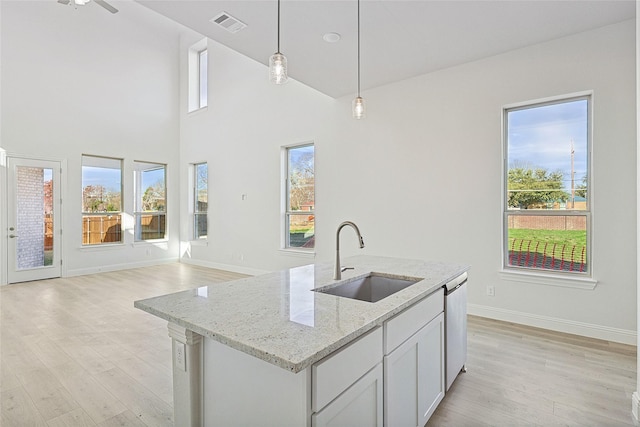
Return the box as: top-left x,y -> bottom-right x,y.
135,162 -> 166,241
504,96 -> 590,275
286,145 -> 314,249
194,162 -> 208,239
199,49 -> 208,108
81,155 -> 123,245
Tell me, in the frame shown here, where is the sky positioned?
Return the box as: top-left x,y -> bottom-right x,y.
82,166 -> 165,193
507,98 -> 588,192
82,166 -> 121,192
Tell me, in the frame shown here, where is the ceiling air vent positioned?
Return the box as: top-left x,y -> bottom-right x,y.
210,12 -> 247,34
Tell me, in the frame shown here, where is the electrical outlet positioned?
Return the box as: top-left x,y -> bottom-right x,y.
486,285 -> 495,296
175,342 -> 186,371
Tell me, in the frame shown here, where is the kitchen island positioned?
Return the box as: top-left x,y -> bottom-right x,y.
135,255 -> 469,427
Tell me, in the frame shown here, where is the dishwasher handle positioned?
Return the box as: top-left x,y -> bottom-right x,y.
443,272 -> 468,295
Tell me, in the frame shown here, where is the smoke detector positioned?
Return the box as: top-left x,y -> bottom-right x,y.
210,12 -> 247,34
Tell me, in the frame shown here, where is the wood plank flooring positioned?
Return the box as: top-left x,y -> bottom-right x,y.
1,263 -> 248,427
1,263 -> 636,426
428,316 -> 637,426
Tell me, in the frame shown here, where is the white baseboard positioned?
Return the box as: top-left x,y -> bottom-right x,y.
468,303 -> 637,345
180,257 -> 270,277
66,257 -> 178,277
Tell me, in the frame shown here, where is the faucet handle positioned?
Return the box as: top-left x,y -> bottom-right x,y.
341,267 -> 355,273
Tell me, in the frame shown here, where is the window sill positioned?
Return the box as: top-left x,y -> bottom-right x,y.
187,106 -> 208,116
279,248 -> 316,258
499,269 -> 597,290
80,243 -> 125,250
134,240 -> 168,246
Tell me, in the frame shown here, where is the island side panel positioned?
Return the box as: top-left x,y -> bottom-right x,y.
203,337 -> 311,426
168,323 -> 203,427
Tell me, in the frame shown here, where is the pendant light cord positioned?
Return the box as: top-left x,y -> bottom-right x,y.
357,0 -> 361,97
277,0 -> 281,53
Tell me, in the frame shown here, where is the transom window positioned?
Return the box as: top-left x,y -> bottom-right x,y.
188,39 -> 208,112
504,95 -> 591,275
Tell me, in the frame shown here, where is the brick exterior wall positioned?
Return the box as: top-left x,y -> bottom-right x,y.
16,167 -> 45,269
507,214 -> 586,231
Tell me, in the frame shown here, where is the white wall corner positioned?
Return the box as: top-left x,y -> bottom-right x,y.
468,304 -> 637,345
180,257 -> 270,277
66,257 -> 179,277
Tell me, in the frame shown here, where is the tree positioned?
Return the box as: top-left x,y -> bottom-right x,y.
289,151 -> 314,211
142,180 -> 166,211
507,167 -> 569,209
82,185 -> 122,212
574,175 -> 587,198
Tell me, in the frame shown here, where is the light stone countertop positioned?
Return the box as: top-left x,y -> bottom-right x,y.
134,255 -> 469,373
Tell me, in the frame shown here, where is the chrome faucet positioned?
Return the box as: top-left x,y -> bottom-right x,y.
334,221 -> 365,280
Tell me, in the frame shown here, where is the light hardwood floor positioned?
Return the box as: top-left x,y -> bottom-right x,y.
1,263 -> 636,426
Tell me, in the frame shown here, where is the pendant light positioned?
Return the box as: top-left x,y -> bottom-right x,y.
352,0 -> 365,119
269,0 -> 288,84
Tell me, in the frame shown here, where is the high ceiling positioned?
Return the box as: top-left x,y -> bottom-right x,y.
136,1 -> 636,98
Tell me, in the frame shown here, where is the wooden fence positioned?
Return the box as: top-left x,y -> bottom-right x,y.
83,215 -> 122,245
45,214 -> 53,250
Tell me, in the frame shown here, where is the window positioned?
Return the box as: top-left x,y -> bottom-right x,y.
134,161 -> 166,241
193,162 -> 208,240
198,49 -> 208,109
504,95 -> 590,275
82,155 -> 123,245
283,144 -> 315,249
188,39 -> 208,112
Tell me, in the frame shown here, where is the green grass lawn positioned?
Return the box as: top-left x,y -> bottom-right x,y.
508,229 -> 586,248
508,229 -> 587,262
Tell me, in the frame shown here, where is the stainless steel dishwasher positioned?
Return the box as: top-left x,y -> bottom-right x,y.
443,272 -> 468,391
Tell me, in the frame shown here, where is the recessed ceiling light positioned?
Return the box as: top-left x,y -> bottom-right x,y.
323,32 -> 341,43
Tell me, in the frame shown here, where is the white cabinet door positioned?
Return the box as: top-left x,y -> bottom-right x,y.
312,363 -> 383,427
385,312 -> 445,427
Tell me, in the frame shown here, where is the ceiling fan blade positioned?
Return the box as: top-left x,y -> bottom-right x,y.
94,0 -> 118,14
57,0 -> 71,4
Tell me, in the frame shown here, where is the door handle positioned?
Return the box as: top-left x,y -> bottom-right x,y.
9,234 -> 17,238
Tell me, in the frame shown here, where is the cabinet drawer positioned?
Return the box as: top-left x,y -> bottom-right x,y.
312,327 -> 383,412
312,363 -> 383,427
384,288 -> 443,354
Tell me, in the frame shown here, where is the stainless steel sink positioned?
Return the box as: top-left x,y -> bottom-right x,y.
314,273 -> 421,303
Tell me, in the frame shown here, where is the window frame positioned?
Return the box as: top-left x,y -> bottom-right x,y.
281,142 -> 315,252
81,155 -> 123,246
188,38 -> 208,113
133,161 -> 167,242
192,162 -> 208,241
502,92 -> 594,281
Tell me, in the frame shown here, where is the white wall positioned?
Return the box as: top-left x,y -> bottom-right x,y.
181,20 -> 636,342
331,20 -> 636,343
178,34 -> 336,275
0,1 -> 185,279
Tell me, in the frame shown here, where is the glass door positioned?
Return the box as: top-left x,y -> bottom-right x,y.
7,157 -> 62,283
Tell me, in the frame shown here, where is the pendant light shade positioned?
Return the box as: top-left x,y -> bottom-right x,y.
269,0 -> 288,84
352,96 -> 365,119
352,0 -> 364,119
269,52 -> 288,84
